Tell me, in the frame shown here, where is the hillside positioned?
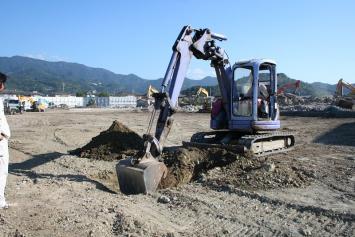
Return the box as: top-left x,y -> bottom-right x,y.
182,73 -> 338,97
0,56 -> 339,97
0,56 -> 216,95
277,73 -> 336,97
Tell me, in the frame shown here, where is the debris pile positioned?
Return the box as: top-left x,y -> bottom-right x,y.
72,120 -> 144,161
177,105 -> 202,113
278,94 -> 355,117
173,94 -> 348,115
278,94 -> 334,106
278,94 -> 333,111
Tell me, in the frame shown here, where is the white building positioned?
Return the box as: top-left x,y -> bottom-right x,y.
95,96 -> 137,108
45,96 -> 84,108
94,97 -> 109,107
45,95 -> 138,108
108,96 -> 137,108
0,94 -> 18,100
0,94 -> 138,109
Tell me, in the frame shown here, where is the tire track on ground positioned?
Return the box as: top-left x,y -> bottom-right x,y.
161,185 -> 354,236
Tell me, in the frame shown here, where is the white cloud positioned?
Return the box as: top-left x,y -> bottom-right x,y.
187,68 -> 216,79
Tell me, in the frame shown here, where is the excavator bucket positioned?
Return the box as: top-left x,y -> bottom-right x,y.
116,155 -> 167,195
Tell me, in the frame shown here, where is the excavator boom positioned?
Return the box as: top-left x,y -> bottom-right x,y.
117,26 -> 229,194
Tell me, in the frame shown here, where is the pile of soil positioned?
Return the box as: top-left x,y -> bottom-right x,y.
160,147 -> 314,191
72,120 -> 144,161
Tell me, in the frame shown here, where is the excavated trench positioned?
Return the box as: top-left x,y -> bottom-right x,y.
159,147 -> 313,191
73,120 -> 313,191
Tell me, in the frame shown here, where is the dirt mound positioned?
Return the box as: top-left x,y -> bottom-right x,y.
160,147 -> 313,191
72,120 -> 144,161
160,147 -> 237,188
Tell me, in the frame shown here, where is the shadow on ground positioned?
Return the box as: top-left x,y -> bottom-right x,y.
9,152 -> 116,194
314,122 -> 355,146
9,152 -> 64,170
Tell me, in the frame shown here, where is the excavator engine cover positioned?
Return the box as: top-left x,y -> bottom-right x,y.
117,156 -> 167,195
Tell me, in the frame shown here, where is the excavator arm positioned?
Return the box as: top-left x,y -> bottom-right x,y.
143,26 -> 228,160
117,25 -> 231,194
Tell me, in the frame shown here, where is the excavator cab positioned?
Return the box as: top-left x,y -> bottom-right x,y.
230,59 -> 279,131
211,59 -> 280,132
208,59 -> 294,155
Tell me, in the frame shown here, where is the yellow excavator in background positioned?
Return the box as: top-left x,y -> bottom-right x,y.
147,85 -> 159,107
334,78 -> 355,109
196,87 -> 209,97
147,85 -> 159,98
194,87 -> 212,113
18,96 -> 36,110
18,96 -> 49,112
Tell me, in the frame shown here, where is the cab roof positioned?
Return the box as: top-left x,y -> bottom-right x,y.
233,59 -> 276,68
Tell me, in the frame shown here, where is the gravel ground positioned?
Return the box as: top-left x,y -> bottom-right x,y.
0,109 -> 354,236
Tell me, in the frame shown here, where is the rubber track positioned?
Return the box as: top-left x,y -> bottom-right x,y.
184,131 -> 295,157
238,132 -> 295,157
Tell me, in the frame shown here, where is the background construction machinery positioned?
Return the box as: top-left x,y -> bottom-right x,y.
334,78 -> 355,109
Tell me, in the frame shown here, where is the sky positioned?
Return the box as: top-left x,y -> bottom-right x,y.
0,0 -> 354,84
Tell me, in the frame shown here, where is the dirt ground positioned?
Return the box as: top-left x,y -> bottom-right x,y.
0,109 -> 354,237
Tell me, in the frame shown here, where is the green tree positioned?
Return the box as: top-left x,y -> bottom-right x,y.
76,91 -> 86,97
98,92 -> 109,97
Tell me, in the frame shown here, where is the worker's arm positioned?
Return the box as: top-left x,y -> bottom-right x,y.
0,99 -> 10,140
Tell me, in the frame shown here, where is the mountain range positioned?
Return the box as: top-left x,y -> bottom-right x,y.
0,56 -> 339,97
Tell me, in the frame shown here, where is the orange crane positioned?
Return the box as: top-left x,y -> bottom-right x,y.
277,80 -> 301,95
334,79 -> 354,109
335,78 -> 355,97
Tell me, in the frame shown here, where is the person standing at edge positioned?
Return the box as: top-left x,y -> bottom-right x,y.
0,72 -> 11,209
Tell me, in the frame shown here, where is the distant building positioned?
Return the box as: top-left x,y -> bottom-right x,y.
0,94 -> 137,109
45,96 -> 84,108
0,94 -> 18,100
95,96 -> 137,108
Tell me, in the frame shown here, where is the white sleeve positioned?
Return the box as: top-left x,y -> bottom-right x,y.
0,98 -> 10,138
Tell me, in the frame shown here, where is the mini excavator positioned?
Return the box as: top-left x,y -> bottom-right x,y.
117,26 -> 295,194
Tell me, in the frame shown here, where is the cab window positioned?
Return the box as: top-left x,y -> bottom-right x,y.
233,67 -> 253,117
